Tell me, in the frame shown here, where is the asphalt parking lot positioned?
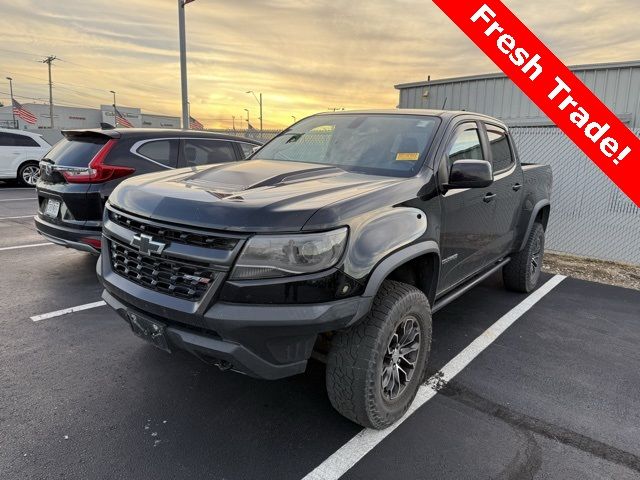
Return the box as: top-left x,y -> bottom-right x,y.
1,183 -> 639,480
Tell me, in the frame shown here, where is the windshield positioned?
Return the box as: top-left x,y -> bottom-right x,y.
253,114 -> 440,177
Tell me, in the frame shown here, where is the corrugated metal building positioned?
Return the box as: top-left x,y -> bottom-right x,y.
396,60 -> 640,128
395,60 -> 640,265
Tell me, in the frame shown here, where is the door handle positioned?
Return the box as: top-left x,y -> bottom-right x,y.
483,193 -> 496,203
512,183 -> 522,191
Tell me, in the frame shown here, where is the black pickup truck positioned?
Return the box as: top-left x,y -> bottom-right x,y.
97,110 -> 552,429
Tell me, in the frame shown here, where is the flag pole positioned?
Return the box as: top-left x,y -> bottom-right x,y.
178,0 -> 190,130
6,77 -> 16,127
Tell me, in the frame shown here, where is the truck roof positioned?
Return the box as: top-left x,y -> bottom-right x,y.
316,109 -> 506,125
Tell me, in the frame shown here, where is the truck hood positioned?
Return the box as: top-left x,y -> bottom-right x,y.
108,159 -> 405,232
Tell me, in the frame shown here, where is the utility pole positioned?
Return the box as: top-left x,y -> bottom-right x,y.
178,0 -> 190,130
42,55 -> 57,128
110,90 -> 117,126
246,91 -> 263,132
232,116 -> 236,130
6,77 -> 15,127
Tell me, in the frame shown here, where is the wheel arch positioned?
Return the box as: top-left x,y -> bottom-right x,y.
518,199 -> 550,251
354,241 -> 440,322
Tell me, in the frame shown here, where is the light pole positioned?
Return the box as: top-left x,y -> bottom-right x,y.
232,116 -> 236,130
6,77 -> 15,127
178,0 -> 191,130
244,108 -> 250,127
246,91 -> 262,132
291,115 -> 296,123
110,90 -> 117,126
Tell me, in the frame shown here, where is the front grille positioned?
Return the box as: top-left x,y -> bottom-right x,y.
109,209 -> 238,251
109,240 -> 220,301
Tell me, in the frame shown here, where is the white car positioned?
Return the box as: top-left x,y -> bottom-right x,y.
0,128 -> 51,186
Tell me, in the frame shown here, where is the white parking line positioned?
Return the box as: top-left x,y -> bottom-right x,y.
0,198 -> 37,202
0,215 -> 35,220
0,243 -> 52,252
30,301 -> 107,322
302,274 -> 567,480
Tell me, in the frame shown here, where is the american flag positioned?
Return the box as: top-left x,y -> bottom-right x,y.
12,99 -> 38,125
189,116 -> 204,130
114,107 -> 134,128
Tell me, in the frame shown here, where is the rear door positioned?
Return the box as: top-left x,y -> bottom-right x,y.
0,133 -> 18,177
0,132 -> 41,177
178,138 -> 240,168
481,123 -> 524,255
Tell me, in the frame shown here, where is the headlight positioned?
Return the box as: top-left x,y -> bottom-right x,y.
230,227 -> 348,280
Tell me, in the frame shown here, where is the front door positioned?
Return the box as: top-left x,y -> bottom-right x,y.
438,122 -> 499,293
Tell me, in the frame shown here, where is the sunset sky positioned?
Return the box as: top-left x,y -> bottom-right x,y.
1,0 -> 639,129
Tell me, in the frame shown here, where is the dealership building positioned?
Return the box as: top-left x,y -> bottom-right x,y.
396,60 -> 640,265
0,103 -> 180,143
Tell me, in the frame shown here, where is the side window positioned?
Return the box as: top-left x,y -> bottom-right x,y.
239,142 -> 257,159
136,140 -> 178,168
486,128 -> 514,172
447,128 -> 484,166
13,134 -> 39,147
0,133 -> 14,147
8,134 -> 39,147
182,139 -> 236,167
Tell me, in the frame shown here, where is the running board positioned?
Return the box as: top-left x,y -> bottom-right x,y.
432,258 -> 511,314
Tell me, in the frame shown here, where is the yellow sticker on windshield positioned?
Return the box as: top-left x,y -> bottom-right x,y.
396,152 -> 420,161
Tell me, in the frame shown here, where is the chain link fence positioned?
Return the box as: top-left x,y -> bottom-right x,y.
212,126 -> 639,265
511,126 -> 639,265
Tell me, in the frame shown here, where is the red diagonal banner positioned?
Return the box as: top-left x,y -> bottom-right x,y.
432,0 -> 640,207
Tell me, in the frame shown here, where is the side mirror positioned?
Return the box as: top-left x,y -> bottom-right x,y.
447,159 -> 493,189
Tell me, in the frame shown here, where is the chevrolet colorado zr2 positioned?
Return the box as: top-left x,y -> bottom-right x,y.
97,110 -> 552,429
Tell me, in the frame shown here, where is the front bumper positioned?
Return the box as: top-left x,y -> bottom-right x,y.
35,215 -> 101,254
102,288 -> 366,379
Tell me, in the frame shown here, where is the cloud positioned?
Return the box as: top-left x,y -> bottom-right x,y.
0,0 -> 638,128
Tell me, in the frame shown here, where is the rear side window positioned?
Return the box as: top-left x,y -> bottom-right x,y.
448,128 -> 484,166
136,140 -> 178,168
486,128 -> 514,172
239,142 -> 257,159
182,139 -> 237,167
0,132 -> 40,147
44,137 -> 107,167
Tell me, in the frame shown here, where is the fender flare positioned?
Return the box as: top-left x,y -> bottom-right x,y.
351,241 -> 440,323
519,199 -> 550,251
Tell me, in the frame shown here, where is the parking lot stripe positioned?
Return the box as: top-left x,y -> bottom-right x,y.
0,243 -> 52,252
30,301 -> 107,322
0,215 -> 35,220
0,198 -> 37,202
302,274 -> 567,480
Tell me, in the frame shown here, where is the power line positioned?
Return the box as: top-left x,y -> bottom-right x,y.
41,56 -> 57,127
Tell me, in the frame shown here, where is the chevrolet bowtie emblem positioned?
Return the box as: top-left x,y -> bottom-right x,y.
130,233 -> 166,256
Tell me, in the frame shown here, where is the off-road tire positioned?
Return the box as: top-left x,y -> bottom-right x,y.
326,280 -> 432,429
503,222 -> 545,293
